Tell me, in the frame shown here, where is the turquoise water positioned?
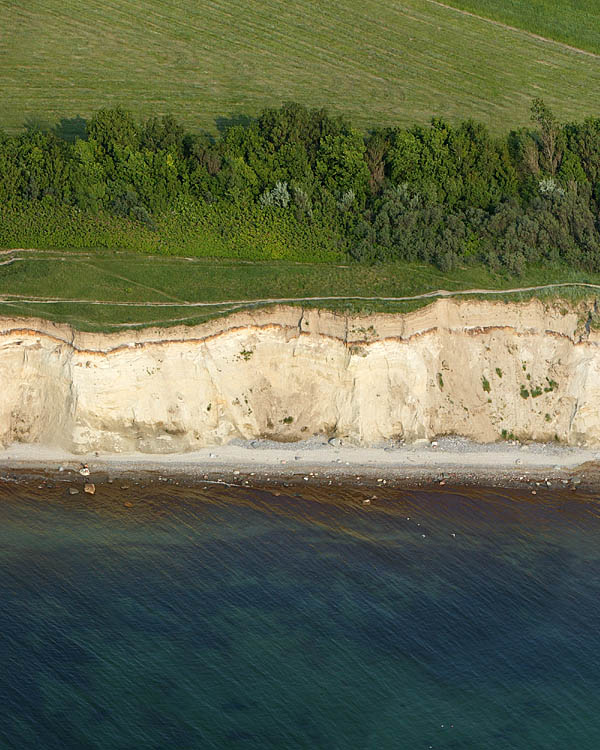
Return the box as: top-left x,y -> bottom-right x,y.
1,482 -> 600,749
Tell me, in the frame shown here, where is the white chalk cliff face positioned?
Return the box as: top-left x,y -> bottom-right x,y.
1,299 -> 599,452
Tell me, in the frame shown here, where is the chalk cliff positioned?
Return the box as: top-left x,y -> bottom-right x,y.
1,299 -> 599,453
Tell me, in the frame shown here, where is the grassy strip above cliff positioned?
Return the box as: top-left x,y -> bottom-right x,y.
3,0 -> 600,135
2,249 -> 600,331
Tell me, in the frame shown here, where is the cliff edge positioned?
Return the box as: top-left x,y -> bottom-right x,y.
1,298 -> 599,453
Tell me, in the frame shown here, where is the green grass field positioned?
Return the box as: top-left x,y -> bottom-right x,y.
2,0 -> 600,135
1,250 -> 599,331
3,1 -> 600,330
445,0 -> 600,55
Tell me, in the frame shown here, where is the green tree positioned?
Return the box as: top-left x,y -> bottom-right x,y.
530,98 -> 564,175
315,128 -> 370,204
87,107 -> 140,156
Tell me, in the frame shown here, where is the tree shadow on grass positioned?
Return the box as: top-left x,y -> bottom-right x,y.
54,115 -> 88,142
23,115 -> 52,133
23,115 -> 88,142
215,112 -> 254,134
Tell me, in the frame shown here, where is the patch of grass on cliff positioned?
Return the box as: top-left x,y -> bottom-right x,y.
3,249 -> 600,331
469,284 -> 600,309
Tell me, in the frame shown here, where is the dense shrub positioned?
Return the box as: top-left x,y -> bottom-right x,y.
3,101 -> 600,272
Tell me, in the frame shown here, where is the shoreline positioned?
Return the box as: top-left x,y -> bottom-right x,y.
1,437 -> 599,492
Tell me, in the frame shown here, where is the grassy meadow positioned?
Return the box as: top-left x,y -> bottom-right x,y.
1,250 -> 599,331
444,0 -> 600,55
3,1 -> 600,330
2,0 -> 600,135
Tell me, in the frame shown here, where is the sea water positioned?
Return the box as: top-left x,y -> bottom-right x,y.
0,481 -> 599,749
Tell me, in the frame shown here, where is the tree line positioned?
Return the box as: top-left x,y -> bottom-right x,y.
2,100 -> 600,272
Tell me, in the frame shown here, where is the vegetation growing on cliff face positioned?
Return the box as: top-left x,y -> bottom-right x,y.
5,102 -> 600,276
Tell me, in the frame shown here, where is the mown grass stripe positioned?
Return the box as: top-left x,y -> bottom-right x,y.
2,0 -> 600,134
440,0 -> 600,56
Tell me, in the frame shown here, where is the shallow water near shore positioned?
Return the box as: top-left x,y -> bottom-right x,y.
1,482 -> 600,749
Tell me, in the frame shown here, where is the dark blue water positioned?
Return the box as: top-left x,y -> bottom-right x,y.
1,482 -> 599,749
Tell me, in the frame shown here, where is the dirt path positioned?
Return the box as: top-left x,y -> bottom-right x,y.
0,282 -> 599,308
423,0 -> 600,59
74,259 -> 186,303
1,248 -> 599,314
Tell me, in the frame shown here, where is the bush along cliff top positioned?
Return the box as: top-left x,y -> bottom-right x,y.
3,100 -> 600,275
